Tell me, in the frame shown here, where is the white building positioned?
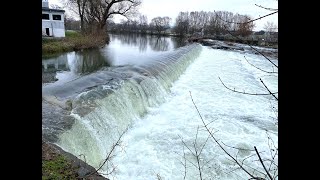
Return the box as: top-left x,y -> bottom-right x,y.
42,0 -> 65,37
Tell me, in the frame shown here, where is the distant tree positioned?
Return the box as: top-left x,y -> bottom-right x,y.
138,15 -> 148,33
235,14 -> 255,37
64,14 -> 81,31
188,11 -> 209,36
150,16 -> 171,35
173,12 -> 189,36
264,21 -> 277,33
263,21 -> 277,44
65,0 -> 141,34
85,0 -> 141,33
64,0 -> 88,32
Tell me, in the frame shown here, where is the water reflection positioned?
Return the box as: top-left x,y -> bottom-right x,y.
113,33 -> 147,52
42,33 -> 187,84
42,49 -> 108,83
109,33 -> 186,53
171,37 -> 188,49
149,36 -> 170,51
102,33 -> 187,66
69,49 -> 107,74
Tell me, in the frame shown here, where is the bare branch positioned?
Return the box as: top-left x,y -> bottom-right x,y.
223,27 -> 278,68
218,77 -> 278,96
245,11 -> 278,24
221,141 -> 255,151
255,4 -> 278,11
189,91 -> 259,179
179,135 -> 197,158
214,13 -> 278,66
259,78 -> 278,101
214,10 -> 277,25
88,127 -> 128,176
244,56 -> 278,74
182,146 -> 187,180
254,146 -> 273,180
241,153 -> 259,165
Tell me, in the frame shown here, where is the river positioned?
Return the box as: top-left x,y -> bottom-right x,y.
42,33 -> 278,180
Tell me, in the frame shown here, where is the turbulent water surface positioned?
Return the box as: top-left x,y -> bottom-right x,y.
42,34 -> 278,180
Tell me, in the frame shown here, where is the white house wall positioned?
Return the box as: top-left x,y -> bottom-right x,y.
42,11 -> 65,37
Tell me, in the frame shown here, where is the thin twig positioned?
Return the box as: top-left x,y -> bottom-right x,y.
213,10 -> 278,25
88,127 -> 128,176
245,11 -> 278,24
214,15 -> 279,67
244,56 -> 277,74
183,146 -> 187,180
221,141 -> 255,151
189,91 -> 258,179
259,78 -> 278,101
219,77 -> 278,96
223,27 -> 278,68
254,146 -> 273,180
255,4 -> 278,11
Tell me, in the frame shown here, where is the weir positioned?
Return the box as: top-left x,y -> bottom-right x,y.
42,43 -> 202,168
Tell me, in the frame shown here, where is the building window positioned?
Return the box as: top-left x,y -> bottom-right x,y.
52,15 -> 62,20
42,14 -> 49,20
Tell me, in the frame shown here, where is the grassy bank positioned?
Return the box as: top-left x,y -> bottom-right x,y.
42,31 -> 109,56
42,141 -> 108,180
42,142 -> 77,180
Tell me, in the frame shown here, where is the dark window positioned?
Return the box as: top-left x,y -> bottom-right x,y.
42,14 -> 49,20
52,15 -> 61,20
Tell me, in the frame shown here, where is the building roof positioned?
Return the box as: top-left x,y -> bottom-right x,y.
42,7 -> 65,13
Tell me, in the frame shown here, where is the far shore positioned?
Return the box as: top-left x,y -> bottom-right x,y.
42,31 -> 109,57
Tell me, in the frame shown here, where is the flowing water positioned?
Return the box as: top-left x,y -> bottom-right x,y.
42,34 -> 278,180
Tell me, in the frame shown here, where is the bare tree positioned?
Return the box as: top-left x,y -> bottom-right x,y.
150,16 -> 172,35
86,0 -> 141,33
64,0 -> 88,32
138,15 -> 148,33
235,14 -> 255,37
173,12 -> 189,36
64,14 -> 81,30
264,21 -> 277,33
263,21 -> 278,45
65,0 -> 141,34
172,10 -> 255,38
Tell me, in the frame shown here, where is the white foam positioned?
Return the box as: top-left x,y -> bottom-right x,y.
111,47 -> 278,179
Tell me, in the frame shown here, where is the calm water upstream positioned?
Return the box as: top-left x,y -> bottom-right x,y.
42,33 -> 186,84
42,33 -> 278,180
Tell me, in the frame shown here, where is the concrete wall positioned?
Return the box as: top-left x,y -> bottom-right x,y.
42,0 -> 49,8
42,11 -> 65,37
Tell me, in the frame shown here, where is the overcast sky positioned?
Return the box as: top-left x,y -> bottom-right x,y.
49,0 -> 278,31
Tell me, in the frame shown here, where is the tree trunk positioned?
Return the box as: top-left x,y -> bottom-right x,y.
80,17 -> 84,32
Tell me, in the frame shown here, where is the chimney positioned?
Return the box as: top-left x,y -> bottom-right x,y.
42,0 -> 49,8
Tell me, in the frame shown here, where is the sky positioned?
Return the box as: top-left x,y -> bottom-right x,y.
49,0 -> 278,31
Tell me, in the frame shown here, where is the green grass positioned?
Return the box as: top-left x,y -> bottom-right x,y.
65,31 -> 82,38
42,154 -> 77,180
42,31 -> 109,56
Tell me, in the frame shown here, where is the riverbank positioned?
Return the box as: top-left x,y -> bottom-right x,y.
42,140 -> 108,180
42,31 -> 109,56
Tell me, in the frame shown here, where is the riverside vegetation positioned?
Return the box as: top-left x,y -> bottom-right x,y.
42,31 -> 109,56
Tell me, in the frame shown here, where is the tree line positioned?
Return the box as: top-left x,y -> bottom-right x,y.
65,9 -> 255,38
107,11 -> 255,37
173,11 -> 255,37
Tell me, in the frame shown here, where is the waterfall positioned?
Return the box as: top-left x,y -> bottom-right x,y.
46,44 -> 202,169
